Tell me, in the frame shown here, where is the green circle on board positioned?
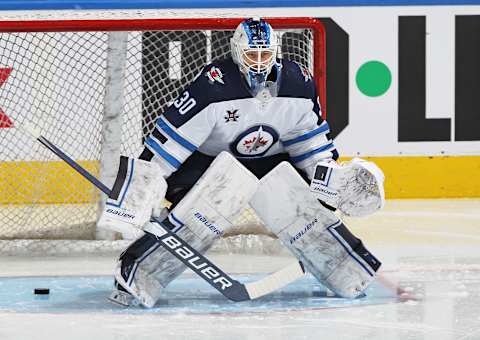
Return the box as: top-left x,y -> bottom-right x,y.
356,61 -> 392,97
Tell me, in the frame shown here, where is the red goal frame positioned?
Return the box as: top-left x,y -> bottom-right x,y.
0,17 -> 326,118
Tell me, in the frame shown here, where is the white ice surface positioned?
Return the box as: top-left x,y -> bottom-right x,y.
1,199 -> 479,340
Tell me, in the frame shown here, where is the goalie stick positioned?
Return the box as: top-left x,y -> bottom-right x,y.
18,121 -> 305,302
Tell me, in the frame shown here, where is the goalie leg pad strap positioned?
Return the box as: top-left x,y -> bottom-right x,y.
250,161 -> 381,298
117,152 -> 259,307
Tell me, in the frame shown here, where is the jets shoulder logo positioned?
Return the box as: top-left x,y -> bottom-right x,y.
230,125 -> 279,157
205,66 -> 225,85
224,109 -> 239,123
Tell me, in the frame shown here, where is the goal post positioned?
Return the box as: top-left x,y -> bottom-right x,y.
0,17 -> 326,249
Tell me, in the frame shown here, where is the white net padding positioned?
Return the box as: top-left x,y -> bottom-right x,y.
0,17 -> 325,255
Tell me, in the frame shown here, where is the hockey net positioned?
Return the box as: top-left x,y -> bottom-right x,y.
0,16 -> 325,255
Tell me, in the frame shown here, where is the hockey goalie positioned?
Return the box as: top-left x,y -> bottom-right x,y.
97,18 -> 385,308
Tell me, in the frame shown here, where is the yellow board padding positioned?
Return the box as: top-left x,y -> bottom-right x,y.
0,156 -> 479,204
339,155 -> 480,198
0,160 -> 99,204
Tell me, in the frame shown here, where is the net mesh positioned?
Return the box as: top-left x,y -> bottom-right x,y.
0,19 -> 321,254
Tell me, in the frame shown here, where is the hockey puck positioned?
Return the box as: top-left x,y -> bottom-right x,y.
34,288 -> 50,295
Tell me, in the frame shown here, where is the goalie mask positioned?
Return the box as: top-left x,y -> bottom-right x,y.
231,18 -> 279,93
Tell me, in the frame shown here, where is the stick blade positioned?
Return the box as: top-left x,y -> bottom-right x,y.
245,261 -> 305,299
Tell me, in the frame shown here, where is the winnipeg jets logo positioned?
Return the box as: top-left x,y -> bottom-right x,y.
230,125 -> 279,157
224,109 -> 239,123
205,66 -> 224,85
243,127 -> 269,153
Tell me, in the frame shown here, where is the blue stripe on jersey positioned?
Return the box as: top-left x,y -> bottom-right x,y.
282,122 -> 330,147
145,137 -> 181,169
157,117 -> 198,152
290,142 -> 335,163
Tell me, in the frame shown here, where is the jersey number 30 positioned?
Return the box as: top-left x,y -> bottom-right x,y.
173,91 -> 197,115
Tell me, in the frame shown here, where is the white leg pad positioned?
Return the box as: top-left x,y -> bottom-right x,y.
145,151 -> 259,239
250,162 -> 381,298
125,152 -> 259,307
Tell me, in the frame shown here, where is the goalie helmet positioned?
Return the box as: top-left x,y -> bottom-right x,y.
231,18 -> 279,91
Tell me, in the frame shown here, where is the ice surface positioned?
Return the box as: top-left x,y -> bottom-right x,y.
0,274 -> 396,314
0,199 -> 479,340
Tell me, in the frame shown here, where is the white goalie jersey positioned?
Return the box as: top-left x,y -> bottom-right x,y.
143,58 -> 338,177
